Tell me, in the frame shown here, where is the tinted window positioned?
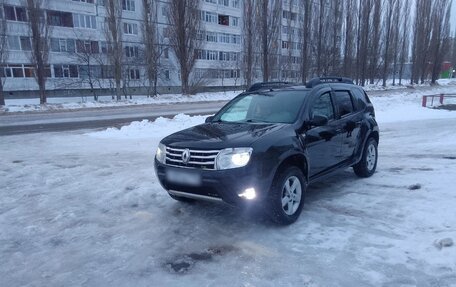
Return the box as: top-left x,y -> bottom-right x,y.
311,92 -> 334,120
351,88 -> 368,110
335,91 -> 354,117
215,91 -> 307,124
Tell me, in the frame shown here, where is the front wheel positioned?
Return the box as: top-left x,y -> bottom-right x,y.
266,166 -> 307,225
353,137 -> 378,178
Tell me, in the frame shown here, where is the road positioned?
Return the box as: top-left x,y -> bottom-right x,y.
0,85 -> 450,136
0,101 -> 226,135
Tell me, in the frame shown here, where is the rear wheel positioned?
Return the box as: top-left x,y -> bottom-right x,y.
353,137 -> 378,177
267,166 -> 307,225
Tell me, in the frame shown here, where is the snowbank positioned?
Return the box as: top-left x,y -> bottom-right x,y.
88,114 -> 207,140
2,91 -> 240,113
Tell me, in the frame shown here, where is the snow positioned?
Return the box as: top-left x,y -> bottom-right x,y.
1,86 -> 456,286
2,90 -> 240,113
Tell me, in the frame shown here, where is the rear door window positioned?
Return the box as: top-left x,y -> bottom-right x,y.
335,90 -> 354,117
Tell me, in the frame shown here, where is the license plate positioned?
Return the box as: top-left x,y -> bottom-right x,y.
166,169 -> 201,186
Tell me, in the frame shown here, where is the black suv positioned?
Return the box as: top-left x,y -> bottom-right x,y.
155,77 -> 379,224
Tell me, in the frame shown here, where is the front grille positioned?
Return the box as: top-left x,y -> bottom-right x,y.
165,147 -> 220,170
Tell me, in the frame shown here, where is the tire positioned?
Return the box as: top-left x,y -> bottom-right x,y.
168,193 -> 195,203
266,166 -> 307,225
353,137 -> 378,178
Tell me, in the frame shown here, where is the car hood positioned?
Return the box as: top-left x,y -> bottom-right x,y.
161,122 -> 289,149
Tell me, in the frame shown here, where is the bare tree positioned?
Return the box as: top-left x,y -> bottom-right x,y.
390,0 -> 402,85
143,0 -> 162,97
381,0 -> 397,87
26,0 -> 50,105
168,0 -> 200,95
357,0 -> 373,85
300,0 -> 313,83
104,0 -> 123,100
342,0 -> 356,79
398,0 -> 411,85
257,0 -> 281,81
65,34 -> 106,101
243,0 -> 256,87
0,0 -> 8,106
368,0 -> 382,84
429,0 -> 452,83
329,0 -> 343,75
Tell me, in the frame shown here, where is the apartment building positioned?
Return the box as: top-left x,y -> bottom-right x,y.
1,0 -> 303,96
0,0 -> 244,95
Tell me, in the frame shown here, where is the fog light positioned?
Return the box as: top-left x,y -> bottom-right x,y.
238,188 -> 256,200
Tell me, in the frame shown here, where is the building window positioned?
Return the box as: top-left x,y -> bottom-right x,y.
129,69 -> 140,80
51,38 -> 76,52
161,6 -> 168,17
164,70 -> 170,80
72,0 -> 95,3
54,65 -> 79,78
218,14 -> 229,26
125,46 -> 139,58
19,36 -> 32,51
163,47 -> 169,59
218,0 -> 229,6
231,34 -> 240,44
76,40 -> 99,53
7,36 -> 20,50
123,22 -> 138,35
219,33 -> 230,43
202,11 -> 217,23
231,0 -> 240,8
122,0 -> 135,11
4,6 -> 28,22
230,16 -> 239,27
73,14 -> 97,29
47,10 -> 74,27
206,32 -> 217,42
100,41 -> 109,54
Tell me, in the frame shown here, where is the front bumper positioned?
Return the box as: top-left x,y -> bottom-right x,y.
154,159 -> 273,206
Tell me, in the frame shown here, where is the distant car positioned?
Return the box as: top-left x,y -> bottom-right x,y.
154,77 -> 379,224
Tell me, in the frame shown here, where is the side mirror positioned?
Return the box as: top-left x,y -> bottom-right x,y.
310,115 -> 328,127
205,116 -> 214,123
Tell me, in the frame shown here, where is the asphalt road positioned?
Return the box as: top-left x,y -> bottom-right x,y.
0,101 -> 226,136
0,85 -> 450,136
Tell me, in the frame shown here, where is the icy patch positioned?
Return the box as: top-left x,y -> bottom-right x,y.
87,113 -> 207,139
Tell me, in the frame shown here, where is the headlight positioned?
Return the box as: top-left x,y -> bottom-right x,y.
216,147 -> 253,170
156,143 -> 166,164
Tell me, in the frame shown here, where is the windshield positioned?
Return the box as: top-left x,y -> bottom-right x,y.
213,91 -> 307,124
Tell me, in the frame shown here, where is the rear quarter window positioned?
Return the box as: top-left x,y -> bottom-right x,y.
351,88 -> 369,110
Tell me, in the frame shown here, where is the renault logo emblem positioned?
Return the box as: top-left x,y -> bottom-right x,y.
182,149 -> 190,164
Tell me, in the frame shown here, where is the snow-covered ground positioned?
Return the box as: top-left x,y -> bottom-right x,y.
1,87 -> 456,286
2,91 -> 240,113
2,79 -> 456,113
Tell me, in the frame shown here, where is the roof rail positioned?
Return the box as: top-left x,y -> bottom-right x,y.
247,81 -> 292,92
306,77 -> 354,88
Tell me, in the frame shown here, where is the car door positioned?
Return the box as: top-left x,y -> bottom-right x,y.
305,91 -> 341,177
333,90 -> 363,161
